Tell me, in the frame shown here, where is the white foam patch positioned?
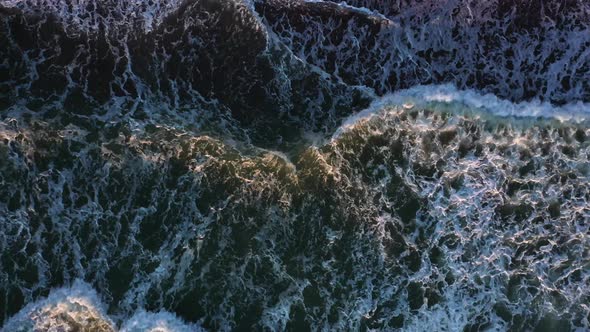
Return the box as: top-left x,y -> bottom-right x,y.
120,311 -> 205,332
1,280 -> 115,332
332,84 -> 590,140
1,281 -> 205,332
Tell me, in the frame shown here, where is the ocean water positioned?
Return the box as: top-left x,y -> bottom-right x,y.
0,0 -> 589,331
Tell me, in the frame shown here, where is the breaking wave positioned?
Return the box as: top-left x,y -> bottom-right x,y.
334,84 -> 590,140
1,0 -> 589,331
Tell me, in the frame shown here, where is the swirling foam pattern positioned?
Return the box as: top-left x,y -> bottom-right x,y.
0,0 -> 589,331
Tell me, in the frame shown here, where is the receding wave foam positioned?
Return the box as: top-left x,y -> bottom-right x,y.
258,0 -> 590,104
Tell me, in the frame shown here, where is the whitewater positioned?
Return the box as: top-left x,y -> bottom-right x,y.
0,0 -> 589,331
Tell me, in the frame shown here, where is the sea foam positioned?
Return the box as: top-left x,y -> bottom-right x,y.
333,84 -> 590,140
1,281 -> 201,332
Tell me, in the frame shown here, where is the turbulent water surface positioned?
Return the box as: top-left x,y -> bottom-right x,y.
0,0 -> 589,331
